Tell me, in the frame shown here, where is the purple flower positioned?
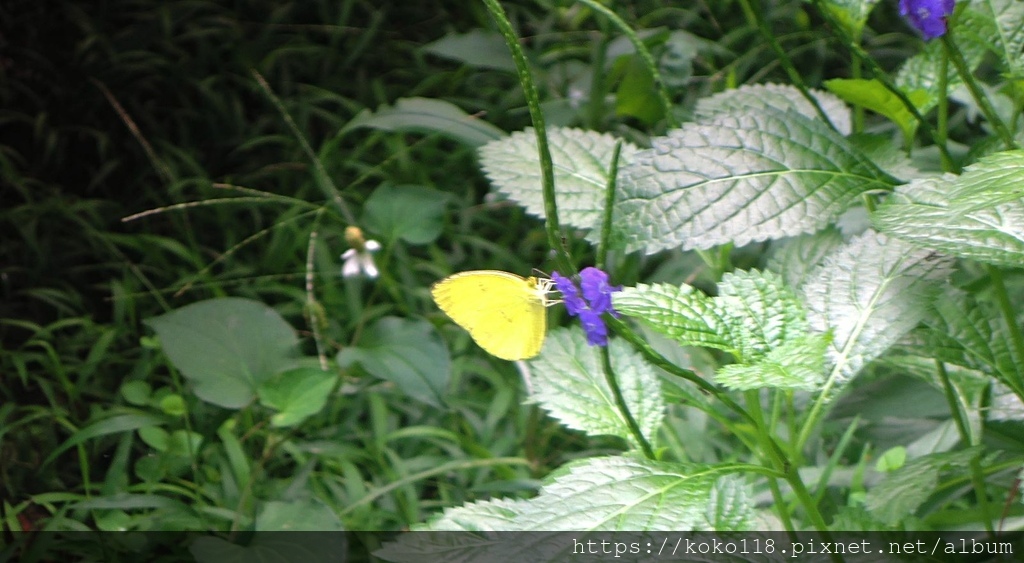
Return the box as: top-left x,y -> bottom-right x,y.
552,271 -> 585,315
578,309 -> 608,346
579,267 -> 622,316
551,268 -> 622,347
899,0 -> 955,40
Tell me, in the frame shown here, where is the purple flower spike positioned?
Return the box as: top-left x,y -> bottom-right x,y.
552,271 -> 585,315
551,267 -> 621,347
578,309 -> 608,346
579,267 -> 622,315
899,0 -> 955,40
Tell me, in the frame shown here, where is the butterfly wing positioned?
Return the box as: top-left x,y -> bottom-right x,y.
431,271 -> 546,361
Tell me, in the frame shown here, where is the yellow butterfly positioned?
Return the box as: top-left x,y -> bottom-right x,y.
431,270 -> 554,361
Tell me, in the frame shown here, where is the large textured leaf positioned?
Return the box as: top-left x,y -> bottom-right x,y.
616,107 -> 893,254
336,317 -> 450,407
802,231 -> 954,393
864,448 -> 978,526
145,298 -> 299,409
872,151 -> 1024,268
693,83 -> 851,135
616,271 -> 826,391
767,228 -> 845,289
970,0 -> 1024,77
379,457 -> 753,545
479,127 -> 639,233
528,328 -> 664,447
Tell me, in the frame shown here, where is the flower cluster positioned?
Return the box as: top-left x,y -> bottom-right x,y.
341,226 -> 381,278
899,0 -> 955,40
551,267 -> 622,347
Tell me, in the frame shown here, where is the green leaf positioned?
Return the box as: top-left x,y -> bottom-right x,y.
257,367 -> 337,428
120,381 -> 151,406
801,231 -> 953,392
616,107 -> 892,254
714,334 -> 829,391
363,184 -> 449,245
872,151 -> 1024,268
864,448 -> 978,526
615,56 -> 662,125
968,0 -> 1024,78
337,317 -> 450,408
422,30 -> 516,72
44,412 -> 167,467
875,446 -> 907,472
819,0 -> 882,39
412,456 -> 753,533
767,228 -> 845,289
144,298 -> 299,409
527,328 -> 664,447
341,97 -> 506,148
614,283 -> 733,353
693,83 -> 851,135
824,78 -> 929,142
479,127 -> 640,234
191,500 -> 345,563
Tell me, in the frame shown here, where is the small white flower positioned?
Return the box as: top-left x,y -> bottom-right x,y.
341,226 -> 381,278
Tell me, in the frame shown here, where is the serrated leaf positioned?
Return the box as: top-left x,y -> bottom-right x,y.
614,283 -> 733,353
714,334 -> 829,391
767,228 -> 845,289
144,298 -> 299,409
336,317 -> 450,407
479,127 -> 639,234
968,0 -> 1024,77
257,367 -> 337,428
363,184 -> 449,245
693,83 -> 851,135
423,30 -> 516,72
342,97 -> 505,148
802,231 -> 953,393
873,151 -> 1024,268
527,328 -> 664,446
824,78 -> 929,141
864,448 -> 979,526
616,108 -> 893,254
715,270 -> 809,361
819,0 -> 883,39
396,457 -> 754,538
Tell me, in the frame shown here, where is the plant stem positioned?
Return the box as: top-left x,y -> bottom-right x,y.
482,0 -> 575,275
597,141 -> 622,271
600,346 -> 655,458
942,34 -> 1018,150
937,41 -> 951,170
575,0 -> 678,128
986,266 -> 1024,402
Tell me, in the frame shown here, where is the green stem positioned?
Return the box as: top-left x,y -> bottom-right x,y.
596,141 -> 622,271
942,34 -> 1018,150
810,0 -> 954,170
575,0 -> 678,128
600,346 -> 655,458
740,0 -> 837,131
937,41 -> 951,170
482,0 -> 575,276
986,266 -> 1024,402
935,359 -> 995,535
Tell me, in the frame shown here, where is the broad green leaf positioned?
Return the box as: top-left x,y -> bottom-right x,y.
801,231 -> 953,393
767,228 -> 845,289
614,283 -> 733,353
819,0 -> 882,39
363,184 -> 449,245
864,448 -> 978,526
191,500 -> 345,563
337,316 -> 450,407
257,367 -> 337,428
616,107 -> 893,254
44,412 -> 168,467
824,78 -> 929,142
407,456 -> 753,533
969,0 -> 1024,77
714,334 -> 829,391
715,269 -> 809,361
120,381 -> 151,406
693,83 -> 851,135
872,151 -> 1024,268
341,97 -> 506,148
145,298 -> 299,409
614,56 -> 662,124
527,328 -> 664,446
479,127 -> 639,233
423,30 -> 516,72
